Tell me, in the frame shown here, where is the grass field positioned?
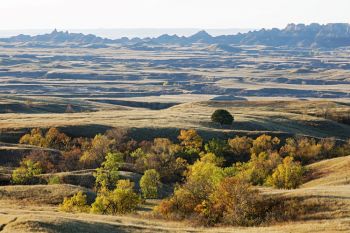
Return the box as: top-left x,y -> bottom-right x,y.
1,100 -> 350,144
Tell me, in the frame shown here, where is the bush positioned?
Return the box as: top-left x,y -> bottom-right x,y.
48,175 -> 61,185
12,159 -> 42,184
140,169 -> 161,198
267,156 -> 304,189
211,109 -> 234,126
197,177 -> 264,226
59,191 -> 89,213
25,150 -> 62,173
91,180 -> 141,215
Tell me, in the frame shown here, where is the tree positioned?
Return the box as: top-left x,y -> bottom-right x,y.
91,179 -> 141,215
94,152 -> 123,191
266,156 -> 304,189
204,138 -> 229,158
25,150 -> 62,173
178,129 -> 203,150
250,134 -> 280,155
244,152 -> 282,185
227,136 -> 253,163
140,169 -> 161,198
80,134 -> 113,168
59,191 -> 89,213
211,109 -> 234,126
197,177 -> 264,226
12,159 -> 42,184
155,156 -> 225,216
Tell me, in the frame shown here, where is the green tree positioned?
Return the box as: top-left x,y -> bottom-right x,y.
211,109 -> 234,126
94,152 -> 123,191
140,169 -> 161,198
266,156 -> 304,189
12,159 -> 42,184
204,138 -> 229,158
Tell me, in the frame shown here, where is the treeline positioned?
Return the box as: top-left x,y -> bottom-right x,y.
12,127 -> 350,226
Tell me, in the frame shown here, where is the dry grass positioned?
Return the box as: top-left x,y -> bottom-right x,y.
1,101 -> 350,143
0,156 -> 350,232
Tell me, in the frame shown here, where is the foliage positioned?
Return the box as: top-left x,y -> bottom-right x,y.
91,179 -> 141,215
266,156 -> 304,189
19,128 -> 46,147
244,152 -> 282,185
196,177 -> 264,226
155,156 -> 224,216
25,150 -> 61,173
94,152 -> 123,191
48,175 -> 61,185
19,128 -> 70,151
250,134 -> 280,155
140,169 -> 161,198
80,134 -> 113,168
178,129 -> 203,151
280,137 -> 322,164
227,136 -> 253,163
135,138 -> 187,183
204,138 -> 229,158
211,109 -> 234,126
60,147 -> 83,171
12,159 -> 42,184
59,191 -> 89,213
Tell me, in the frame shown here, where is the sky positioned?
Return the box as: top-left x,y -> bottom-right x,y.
0,0 -> 349,31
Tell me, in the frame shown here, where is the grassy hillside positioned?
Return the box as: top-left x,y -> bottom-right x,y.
1,100 -> 350,143
0,156 -> 350,232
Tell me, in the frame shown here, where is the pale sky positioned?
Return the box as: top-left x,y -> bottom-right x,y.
0,0 -> 349,30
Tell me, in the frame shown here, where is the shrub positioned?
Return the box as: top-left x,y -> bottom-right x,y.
59,191 -> 89,213
266,156 -> 304,189
211,109 -> 234,126
25,150 -> 62,173
48,175 -> 61,185
12,159 -> 42,184
140,169 -> 161,198
91,180 -> 141,215
197,177 -> 264,226
60,147 -> 83,171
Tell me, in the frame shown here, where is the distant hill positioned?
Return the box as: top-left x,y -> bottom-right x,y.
1,23 -> 350,48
